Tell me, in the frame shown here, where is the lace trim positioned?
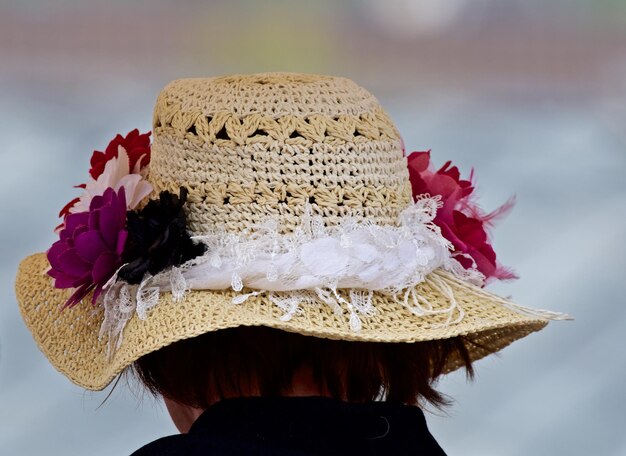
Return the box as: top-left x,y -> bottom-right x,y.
99,196 -> 485,353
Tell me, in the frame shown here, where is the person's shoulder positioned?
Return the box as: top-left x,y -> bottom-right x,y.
131,433 -> 258,455
130,434 -> 197,456
129,433 -> 316,456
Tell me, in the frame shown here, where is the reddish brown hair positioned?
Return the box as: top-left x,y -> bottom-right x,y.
133,326 -> 475,409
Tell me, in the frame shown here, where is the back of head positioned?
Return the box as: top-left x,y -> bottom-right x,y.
133,326 -> 474,410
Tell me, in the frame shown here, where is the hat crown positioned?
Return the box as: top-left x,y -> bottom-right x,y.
149,72 -> 412,234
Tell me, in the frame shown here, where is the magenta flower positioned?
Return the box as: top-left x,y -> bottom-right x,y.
407,150 -> 517,284
47,187 -> 128,308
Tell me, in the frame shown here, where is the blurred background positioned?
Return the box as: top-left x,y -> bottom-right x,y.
1,0 -> 625,454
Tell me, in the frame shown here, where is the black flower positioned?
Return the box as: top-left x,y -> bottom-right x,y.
118,187 -> 205,284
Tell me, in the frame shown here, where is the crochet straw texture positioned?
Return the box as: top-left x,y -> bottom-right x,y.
16,73 -> 548,390
149,73 -> 412,234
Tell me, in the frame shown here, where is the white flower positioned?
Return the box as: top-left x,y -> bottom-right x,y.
71,146 -> 153,213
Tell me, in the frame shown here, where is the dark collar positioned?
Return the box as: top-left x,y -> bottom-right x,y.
187,396 -> 446,455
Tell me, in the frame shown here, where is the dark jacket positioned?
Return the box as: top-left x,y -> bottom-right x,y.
131,396 -> 446,455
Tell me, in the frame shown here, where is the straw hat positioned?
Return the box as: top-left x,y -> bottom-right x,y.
15,73 -> 565,391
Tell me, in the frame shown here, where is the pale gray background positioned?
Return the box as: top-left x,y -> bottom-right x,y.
1,1 -> 625,454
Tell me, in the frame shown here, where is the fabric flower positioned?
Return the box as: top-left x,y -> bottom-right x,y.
57,130 -> 152,221
70,147 -> 153,214
407,150 -> 517,283
89,129 -> 151,180
118,187 -> 206,285
47,187 -> 128,308
408,151 -> 473,221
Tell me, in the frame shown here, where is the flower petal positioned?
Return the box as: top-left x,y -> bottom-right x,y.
88,208 -> 100,230
92,283 -> 106,305
47,240 -> 69,271
116,230 -> 128,256
75,230 -> 108,263
90,194 -> 103,211
64,282 -> 94,308
58,248 -> 92,277
48,268 -> 79,287
468,245 -> 496,279
407,150 -> 431,173
132,153 -> 148,174
89,151 -> 107,179
58,197 -> 81,218
116,186 -> 127,222
70,224 -> 89,245
92,251 -> 120,284
63,212 -> 89,234
116,174 -> 152,209
105,133 -> 125,156
98,206 -> 121,248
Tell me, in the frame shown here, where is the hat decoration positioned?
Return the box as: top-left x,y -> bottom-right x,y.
46,128 -> 535,354
407,150 -> 518,284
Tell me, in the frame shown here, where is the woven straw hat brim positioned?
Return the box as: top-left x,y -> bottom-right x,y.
16,252 -> 547,391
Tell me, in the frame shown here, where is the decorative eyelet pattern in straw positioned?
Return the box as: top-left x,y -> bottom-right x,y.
15,73 -> 566,390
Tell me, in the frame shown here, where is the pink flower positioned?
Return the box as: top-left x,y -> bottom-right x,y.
407,150 -> 517,283
89,129 -> 151,180
47,187 -> 128,308
70,147 -> 153,214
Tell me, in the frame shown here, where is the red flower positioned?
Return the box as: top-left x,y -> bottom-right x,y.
407,150 -> 517,283
56,130 -> 151,224
89,129 -> 151,180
